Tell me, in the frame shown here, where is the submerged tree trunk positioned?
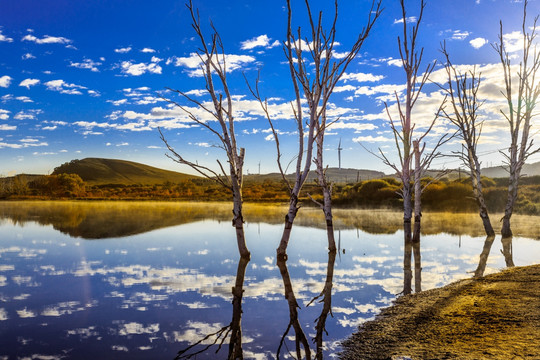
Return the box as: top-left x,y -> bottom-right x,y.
501,168 -> 521,237
232,171 -> 250,259
468,148 -> 495,237
276,194 -> 300,259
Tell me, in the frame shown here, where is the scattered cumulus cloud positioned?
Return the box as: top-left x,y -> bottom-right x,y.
14,109 -> 43,120
120,61 -> 162,76
0,30 -> 14,42
2,95 -> 33,103
22,53 -> 36,60
171,53 -> 256,77
0,76 -> 12,88
470,37 -> 488,49
240,34 -> 280,50
141,48 -> 156,53
22,34 -> 72,45
451,30 -> 470,41
393,16 -> 417,25
19,78 -> 40,89
69,59 -> 102,72
0,109 -> 9,120
341,72 -> 385,83
45,79 -> 87,95
115,47 -> 132,53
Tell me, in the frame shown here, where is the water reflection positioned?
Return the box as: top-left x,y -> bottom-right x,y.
474,235 -> 496,278
501,236 -> 515,267
276,258 -> 312,359
0,202 -> 539,359
474,235 -> 515,278
175,256 -> 250,360
402,222 -> 422,295
307,250 -> 336,360
2,201 -> 540,239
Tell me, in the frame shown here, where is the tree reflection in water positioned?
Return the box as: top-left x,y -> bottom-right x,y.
501,236 -> 515,268
474,235 -> 496,278
175,256 -> 250,360
403,221 -> 422,295
474,235 -> 515,278
306,250 -> 337,360
276,259 -> 312,360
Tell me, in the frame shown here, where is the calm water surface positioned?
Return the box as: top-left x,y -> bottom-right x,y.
0,201 -> 539,359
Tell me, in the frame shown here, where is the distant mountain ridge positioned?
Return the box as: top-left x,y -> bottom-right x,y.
52,158 -> 197,185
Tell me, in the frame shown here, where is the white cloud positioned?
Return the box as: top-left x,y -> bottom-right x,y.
0,109 -> 10,120
42,126 -> 57,131
451,30 -> 470,41
69,59 -> 102,72
108,99 -> 129,106
0,138 -> 48,149
120,61 -> 162,76
240,34 -> 279,50
22,53 -> 36,60
0,30 -> 13,42
16,96 -> 33,103
172,53 -> 256,77
141,48 -> 156,53
14,109 -> 43,121
19,78 -> 40,89
470,37 -> 488,49
394,16 -> 417,25
353,135 -> 393,143
44,79 -> 87,95
184,89 -> 207,97
342,72 -> 385,83
0,76 -> 12,88
22,34 -> 72,45
0,124 -> 16,131
502,30 -> 525,53
115,47 -> 132,53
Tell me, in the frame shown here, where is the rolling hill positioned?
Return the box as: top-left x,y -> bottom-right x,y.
52,158 -> 198,186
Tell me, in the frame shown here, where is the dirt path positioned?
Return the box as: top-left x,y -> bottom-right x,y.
340,264 -> 540,360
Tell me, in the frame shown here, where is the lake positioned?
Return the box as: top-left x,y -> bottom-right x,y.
0,201 -> 539,359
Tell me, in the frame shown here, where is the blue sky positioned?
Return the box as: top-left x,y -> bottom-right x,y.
1,0 -> 539,176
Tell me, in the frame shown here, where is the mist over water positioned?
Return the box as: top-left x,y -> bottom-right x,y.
0,201 -> 538,359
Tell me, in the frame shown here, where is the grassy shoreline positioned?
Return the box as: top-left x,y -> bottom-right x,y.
340,264 -> 540,360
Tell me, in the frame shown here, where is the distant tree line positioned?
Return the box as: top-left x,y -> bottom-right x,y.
2,173 -> 539,215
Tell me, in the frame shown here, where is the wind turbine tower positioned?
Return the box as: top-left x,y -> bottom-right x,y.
337,138 -> 343,170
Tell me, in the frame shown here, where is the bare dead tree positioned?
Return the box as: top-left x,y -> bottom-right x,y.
438,43 -> 495,237
250,0 -> 381,258
493,0 -> 540,237
160,0 -> 249,258
371,0 -> 437,227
